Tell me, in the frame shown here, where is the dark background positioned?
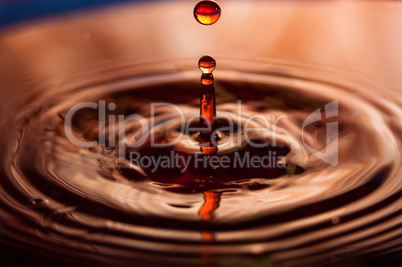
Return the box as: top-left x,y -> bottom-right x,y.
0,0 -> 140,27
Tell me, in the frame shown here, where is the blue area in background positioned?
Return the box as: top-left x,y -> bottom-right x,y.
0,0 -> 142,27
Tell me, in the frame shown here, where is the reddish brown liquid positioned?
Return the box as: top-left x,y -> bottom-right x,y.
197,55 -> 220,243
194,1 -> 221,25
198,55 -> 216,74
198,55 -> 217,155
200,191 -> 221,244
199,82 -> 216,131
1,1 -> 401,266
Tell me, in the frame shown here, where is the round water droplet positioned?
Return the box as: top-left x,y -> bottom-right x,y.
83,32 -> 91,40
29,198 -> 49,208
331,216 -> 341,225
198,55 -> 216,74
194,1 -> 221,25
201,73 -> 214,85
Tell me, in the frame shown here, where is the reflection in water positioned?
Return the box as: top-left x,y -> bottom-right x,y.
200,191 -> 221,243
0,0 -> 401,266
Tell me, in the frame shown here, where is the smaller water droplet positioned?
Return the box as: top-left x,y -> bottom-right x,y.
201,73 -> 214,85
331,216 -> 341,225
194,1 -> 221,25
83,32 -> 91,40
29,198 -> 49,208
198,55 -> 216,74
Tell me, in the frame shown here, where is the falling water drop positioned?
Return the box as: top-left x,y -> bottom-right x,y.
331,216 -> 341,225
198,55 -> 216,74
194,1 -> 221,25
28,198 -> 49,208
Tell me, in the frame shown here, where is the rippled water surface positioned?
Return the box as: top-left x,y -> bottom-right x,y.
0,1 -> 401,266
